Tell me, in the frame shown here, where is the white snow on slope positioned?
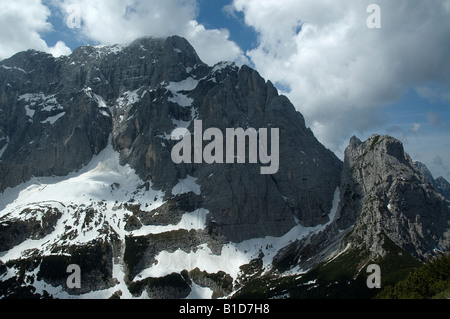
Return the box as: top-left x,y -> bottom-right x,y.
41,112 -> 66,124
0,139 -> 214,264
0,131 -> 342,298
167,77 -> 199,92
0,139 -> 161,216
116,88 -> 145,108
135,188 -> 342,283
95,43 -> 127,56
131,208 -> 209,237
24,106 -> 35,120
166,77 -> 198,107
19,93 -> 64,112
171,175 -> 201,196
1,65 -> 27,73
0,137 -> 8,159
211,61 -> 235,74
186,283 -> 213,299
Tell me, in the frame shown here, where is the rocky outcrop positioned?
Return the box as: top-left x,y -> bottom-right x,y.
0,206 -> 62,252
435,177 -> 450,202
414,161 -> 450,202
336,135 -> 450,260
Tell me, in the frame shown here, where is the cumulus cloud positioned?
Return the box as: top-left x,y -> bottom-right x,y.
0,0 -> 71,60
55,0 -> 245,65
1,0 -> 246,65
231,0 -> 450,154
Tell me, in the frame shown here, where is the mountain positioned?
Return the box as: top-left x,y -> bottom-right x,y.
435,177 -> 450,203
0,36 -> 449,299
234,135 -> 450,299
414,161 -> 450,202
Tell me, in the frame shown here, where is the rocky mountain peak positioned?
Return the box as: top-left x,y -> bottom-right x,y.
338,134 -> 450,260
435,177 -> 450,201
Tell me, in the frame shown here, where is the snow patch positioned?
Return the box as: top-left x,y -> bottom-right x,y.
167,77 -> 199,92
19,93 -> 63,113
94,43 -> 127,57
328,187 -> 340,224
166,77 -> 198,107
24,106 -> 35,120
0,137 -> 9,159
212,61 -> 236,74
0,138 -> 167,263
1,65 -> 26,73
41,112 -> 65,125
172,176 -> 201,196
93,93 -> 108,108
132,208 -> 209,237
116,89 -> 144,108
168,93 -> 193,108
186,283 -> 214,299
135,189 -> 343,283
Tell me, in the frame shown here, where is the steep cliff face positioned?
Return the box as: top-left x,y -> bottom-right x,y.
337,135 -> 450,261
415,161 -> 450,202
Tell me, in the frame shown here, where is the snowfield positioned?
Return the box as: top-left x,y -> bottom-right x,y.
0,136 -> 341,299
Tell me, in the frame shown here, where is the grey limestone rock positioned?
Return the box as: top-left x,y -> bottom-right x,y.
337,135 -> 450,260
435,176 -> 450,201
414,161 -> 450,202
273,134 -> 450,272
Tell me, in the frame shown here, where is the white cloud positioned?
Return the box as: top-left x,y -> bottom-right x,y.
56,0 -> 246,66
47,40 -> 73,57
1,0 -> 246,65
0,0 -> 71,60
184,20 -> 248,66
231,0 -> 450,155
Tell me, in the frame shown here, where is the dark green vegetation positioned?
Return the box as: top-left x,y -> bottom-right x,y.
376,254 -> 450,299
233,233 -> 433,299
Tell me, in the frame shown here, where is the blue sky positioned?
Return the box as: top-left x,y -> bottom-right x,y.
1,0 -> 449,180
